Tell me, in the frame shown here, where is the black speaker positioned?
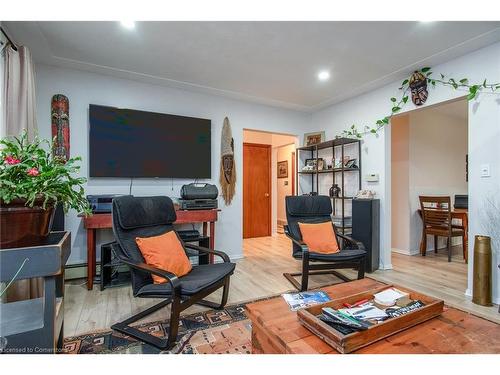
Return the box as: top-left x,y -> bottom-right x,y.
51,203 -> 65,231
352,199 -> 380,273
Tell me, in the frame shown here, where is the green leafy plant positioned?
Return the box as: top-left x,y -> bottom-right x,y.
0,131 -> 90,214
339,67 -> 500,139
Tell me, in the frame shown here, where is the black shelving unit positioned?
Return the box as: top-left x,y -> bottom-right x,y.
296,137 -> 362,234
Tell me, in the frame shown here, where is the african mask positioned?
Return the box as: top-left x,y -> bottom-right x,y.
409,71 -> 428,106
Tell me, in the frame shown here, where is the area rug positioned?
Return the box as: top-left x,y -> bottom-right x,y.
63,302 -> 254,354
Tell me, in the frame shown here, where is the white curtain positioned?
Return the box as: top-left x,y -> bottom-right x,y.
1,44 -> 42,301
2,45 -> 37,139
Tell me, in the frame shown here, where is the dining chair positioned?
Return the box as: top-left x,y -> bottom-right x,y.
419,196 -> 466,262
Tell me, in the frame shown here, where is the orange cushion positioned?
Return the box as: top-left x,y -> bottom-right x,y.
298,222 -> 340,254
136,230 -> 192,284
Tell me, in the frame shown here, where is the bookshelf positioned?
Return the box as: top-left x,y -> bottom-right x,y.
295,137 -> 362,234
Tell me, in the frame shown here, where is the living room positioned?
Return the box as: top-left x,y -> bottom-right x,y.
1,0 -> 499,371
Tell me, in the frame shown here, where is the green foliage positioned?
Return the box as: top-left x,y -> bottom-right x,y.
340,67 -> 500,140
0,131 -> 91,214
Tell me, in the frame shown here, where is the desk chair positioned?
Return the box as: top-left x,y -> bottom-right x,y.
283,195 -> 366,291
419,196 -> 465,262
110,196 -> 235,350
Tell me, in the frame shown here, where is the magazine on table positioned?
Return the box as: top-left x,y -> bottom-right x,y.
282,291 -> 331,311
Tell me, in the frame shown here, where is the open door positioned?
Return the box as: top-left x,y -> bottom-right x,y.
243,143 -> 271,238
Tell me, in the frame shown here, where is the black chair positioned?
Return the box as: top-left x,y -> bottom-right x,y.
110,195 -> 235,349
283,195 -> 366,291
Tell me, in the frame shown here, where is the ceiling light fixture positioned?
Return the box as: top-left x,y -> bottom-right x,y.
317,70 -> 330,82
120,21 -> 136,30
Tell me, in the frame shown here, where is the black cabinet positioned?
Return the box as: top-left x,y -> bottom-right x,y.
352,199 -> 380,273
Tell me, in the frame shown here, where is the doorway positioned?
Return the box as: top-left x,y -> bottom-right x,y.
390,98 -> 469,295
243,143 -> 272,238
242,129 -> 298,240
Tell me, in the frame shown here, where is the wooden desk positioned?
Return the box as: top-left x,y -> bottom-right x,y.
246,279 -> 500,354
81,209 -> 219,290
417,208 -> 468,260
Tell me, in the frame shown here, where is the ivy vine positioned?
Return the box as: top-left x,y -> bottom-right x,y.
339,67 -> 500,139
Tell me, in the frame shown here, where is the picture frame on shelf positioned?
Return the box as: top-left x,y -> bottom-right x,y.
317,158 -> 325,171
277,160 -> 288,178
305,158 -> 317,169
303,131 -> 325,147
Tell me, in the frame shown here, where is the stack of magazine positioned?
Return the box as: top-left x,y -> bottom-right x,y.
282,291 -> 331,311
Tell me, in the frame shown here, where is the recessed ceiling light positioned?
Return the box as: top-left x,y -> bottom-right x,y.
120,21 -> 136,30
317,70 -> 330,82
419,20 -> 434,23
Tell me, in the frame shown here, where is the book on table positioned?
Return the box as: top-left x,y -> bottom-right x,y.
282,291 -> 331,311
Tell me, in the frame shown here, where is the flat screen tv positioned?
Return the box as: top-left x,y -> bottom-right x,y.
89,104 -> 211,178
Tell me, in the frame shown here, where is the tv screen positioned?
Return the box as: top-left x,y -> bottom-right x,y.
89,104 -> 211,178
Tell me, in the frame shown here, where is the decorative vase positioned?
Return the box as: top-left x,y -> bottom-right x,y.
0,197 -> 55,249
472,235 -> 492,306
329,184 -> 341,198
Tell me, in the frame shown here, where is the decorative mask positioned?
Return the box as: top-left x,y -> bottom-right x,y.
409,71 -> 428,106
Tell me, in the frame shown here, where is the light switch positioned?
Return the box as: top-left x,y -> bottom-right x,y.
284,180 -> 288,186
365,174 -> 379,182
480,164 -> 490,177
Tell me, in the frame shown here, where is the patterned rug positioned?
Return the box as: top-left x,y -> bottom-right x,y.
63,302 -> 253,354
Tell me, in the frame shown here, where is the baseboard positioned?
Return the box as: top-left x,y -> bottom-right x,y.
64,262 -> 129,280
378,262 -> 393,270
391,248 -> 412,256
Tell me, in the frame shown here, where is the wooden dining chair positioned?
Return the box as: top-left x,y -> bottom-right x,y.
419,196 -> 466,262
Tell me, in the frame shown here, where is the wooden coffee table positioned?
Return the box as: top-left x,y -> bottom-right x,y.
246,279 -> 500,354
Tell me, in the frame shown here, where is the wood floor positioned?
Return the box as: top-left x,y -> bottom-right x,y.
64,234 -> 499,338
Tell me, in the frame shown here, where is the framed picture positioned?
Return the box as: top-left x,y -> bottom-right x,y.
317,158 -> 325,171
277,160 -> 288,178
303,131 -> 325,147
305,158 -> 317,168
345,159 -> 358,169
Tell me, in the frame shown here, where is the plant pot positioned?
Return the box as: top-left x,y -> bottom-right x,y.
0,197 -> 55,249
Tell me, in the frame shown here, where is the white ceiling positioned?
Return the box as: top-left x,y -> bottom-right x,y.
4,21 -> 500,112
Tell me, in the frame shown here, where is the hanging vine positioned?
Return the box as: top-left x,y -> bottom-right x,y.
338,67 -> 500,139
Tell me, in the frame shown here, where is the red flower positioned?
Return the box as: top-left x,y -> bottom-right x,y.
4,155 -> 21,165
27,167 -> 39,176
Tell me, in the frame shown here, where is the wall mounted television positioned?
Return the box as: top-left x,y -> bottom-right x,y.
89,104 -> 211,178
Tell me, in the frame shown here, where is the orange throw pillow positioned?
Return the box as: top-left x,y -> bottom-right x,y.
298,222 -> 340,254
136,231 -> 192,284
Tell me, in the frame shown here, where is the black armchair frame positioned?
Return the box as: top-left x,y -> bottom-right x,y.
283,224 -> 366,291
110,241 -> 232,350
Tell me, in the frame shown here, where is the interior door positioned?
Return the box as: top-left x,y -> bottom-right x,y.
243,143 -> 271,238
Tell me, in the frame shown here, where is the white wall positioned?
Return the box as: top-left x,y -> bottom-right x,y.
35,64 -> 309,265
276,143 -> 296,223
311,42 -> 500,303
391,106 -> 468,255
408,105 -> 468,253
391,114 -> 410,253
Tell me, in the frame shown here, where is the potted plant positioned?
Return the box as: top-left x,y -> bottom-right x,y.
0,131 -> 90,249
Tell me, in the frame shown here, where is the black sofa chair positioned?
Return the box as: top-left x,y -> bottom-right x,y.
110,196 -> 235,349
283,195 -> 366,291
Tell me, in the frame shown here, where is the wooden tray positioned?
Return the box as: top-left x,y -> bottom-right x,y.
297,284 -> 444,353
